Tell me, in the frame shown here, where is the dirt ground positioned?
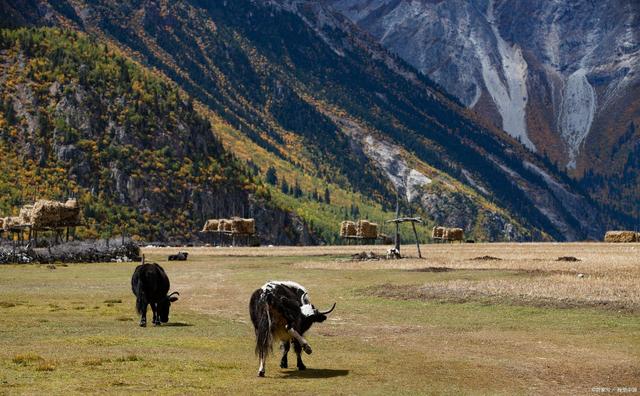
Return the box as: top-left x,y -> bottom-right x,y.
1,243 -> 639,395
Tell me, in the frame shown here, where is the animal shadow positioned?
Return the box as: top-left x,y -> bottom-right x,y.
161,322 -> 193,327
282,368 -> 349,379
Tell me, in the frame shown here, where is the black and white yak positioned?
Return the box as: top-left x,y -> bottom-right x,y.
131,256 -> 179,327
249,281 -> 336,377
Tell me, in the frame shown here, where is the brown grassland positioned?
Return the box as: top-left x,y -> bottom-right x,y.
0,243 -> 639,395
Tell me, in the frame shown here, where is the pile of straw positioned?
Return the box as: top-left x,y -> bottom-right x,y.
202,219 -> 219,232
30,199 -> 81,229
218,219 -> 233,232
604,231 -> 639,243
19,205 -> 33,224
2,216 -> 21,231
444,227 -> 464,241
231,218 -> 256,235
340,221 -> 357,237
357,220 -> 378,239
432,226 -> 445,239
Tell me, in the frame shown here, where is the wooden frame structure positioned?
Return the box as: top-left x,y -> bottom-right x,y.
340,235 -> 383,245
4,222 -> 83,247
384,216 -> 424,258
198,230 -> 257,247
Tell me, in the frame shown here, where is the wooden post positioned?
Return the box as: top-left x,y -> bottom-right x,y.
411,222 -> 422,259
394,194 -> 400,252
66,227 -> 70,242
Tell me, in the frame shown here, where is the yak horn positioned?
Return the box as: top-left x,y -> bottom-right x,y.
318,303 -> 336,315
168,291 -> 180,297
300,292 -> 308,305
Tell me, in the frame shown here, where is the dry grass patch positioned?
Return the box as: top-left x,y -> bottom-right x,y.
35,361 -> 56,371
366,271 -> 640,313
115,354 -> 141,362
83,358 -> 111,366
12,353 -> 44,366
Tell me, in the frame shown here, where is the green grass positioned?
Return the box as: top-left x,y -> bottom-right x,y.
0,248 -> 639,395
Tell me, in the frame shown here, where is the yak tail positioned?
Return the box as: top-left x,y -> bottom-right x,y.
135,292 -> 147,315
255,299 -> 273,359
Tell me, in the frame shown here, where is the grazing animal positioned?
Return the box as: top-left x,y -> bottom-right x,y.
249,281 -> 336,377
168,252 -> 189,261
131,255 -> 179,327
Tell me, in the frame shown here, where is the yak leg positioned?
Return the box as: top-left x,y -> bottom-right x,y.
292,340 -> 306,370
280,340 -> 290,368
287,327 -> 312,354
137,298 -> 147,327
258,354 -> 266,377
151,303 -> 160,325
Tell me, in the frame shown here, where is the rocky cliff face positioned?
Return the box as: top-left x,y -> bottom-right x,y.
328,0 -> 640,182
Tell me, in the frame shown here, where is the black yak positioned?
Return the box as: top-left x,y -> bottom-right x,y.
168,252 -> 188,261
249,281 -> 336,377
131,256 -> 179,327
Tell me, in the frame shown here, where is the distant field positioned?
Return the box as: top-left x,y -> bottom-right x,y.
1,243 -> 639,395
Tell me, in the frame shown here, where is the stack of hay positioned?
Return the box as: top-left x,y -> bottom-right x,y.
202,219 -> 219,232
432,226 -> 445,239
231,218 -> 256,235
19,205 -> 33,224
444,227 -> 464,242
340,221 -> 357,237
218,219 -> 233,232
357,220 -> 378,239
604,231 -> 639,243
2,216 -> 21,231
30,199 -> 81,229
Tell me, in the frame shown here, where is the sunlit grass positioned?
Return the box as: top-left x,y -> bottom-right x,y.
0,243 -> 638,394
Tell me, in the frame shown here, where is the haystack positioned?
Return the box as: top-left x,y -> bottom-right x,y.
19,205 -> 33,224
340,221 -> 357,237
444,227 -> 464,242
231,218 -> 256,235
202,219 -> 219,232
218,219 -> 232,232
3,216 -> 22,231
604,231 -> 638,243
432,226 -> 445,239
357,220 -> 378,239
30,199 -> 81,229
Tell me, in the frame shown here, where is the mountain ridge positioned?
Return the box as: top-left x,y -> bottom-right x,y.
0,0 -> 630,241
327,0 -> 640,219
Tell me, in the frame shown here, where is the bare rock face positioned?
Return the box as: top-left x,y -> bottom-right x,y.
420,184 -> 526,242
327,0 -> 640,173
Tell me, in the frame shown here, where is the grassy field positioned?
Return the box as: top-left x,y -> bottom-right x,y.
0,243 -> 639,395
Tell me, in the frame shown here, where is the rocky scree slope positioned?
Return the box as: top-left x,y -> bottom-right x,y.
328,0 -> 640,218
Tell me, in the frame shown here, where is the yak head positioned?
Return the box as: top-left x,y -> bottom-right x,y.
299,292 -> 336,324
157,291 -> 180,323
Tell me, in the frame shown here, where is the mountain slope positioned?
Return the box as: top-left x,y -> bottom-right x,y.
327,0 -> 640,218
0,28 -> 318,243
0,0 -> 628,241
